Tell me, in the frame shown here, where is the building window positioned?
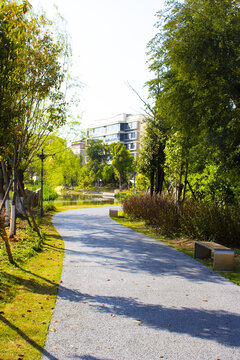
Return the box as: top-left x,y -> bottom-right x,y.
105,133 -> 121,142
129,121 -> 137,129
88,129 -> 95,135
94,126 -> 105,135
120,123 -> 126,131
130,131 -> 136,139
106,124 -> 120,133
92,136 -> 105,141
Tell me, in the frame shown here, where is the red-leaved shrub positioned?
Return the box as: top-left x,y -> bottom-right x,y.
123,194 -> 240,247
123,194 -> 179,235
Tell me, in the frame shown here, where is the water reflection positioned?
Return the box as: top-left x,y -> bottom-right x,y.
45,193 -> 115,207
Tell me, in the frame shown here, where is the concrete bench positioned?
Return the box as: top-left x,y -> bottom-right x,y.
194,241 -> 234,271
109,209 -> 119,217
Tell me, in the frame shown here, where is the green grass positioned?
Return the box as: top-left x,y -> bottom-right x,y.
0,258 -> 63,359
111,214 -> 240,286
0,202 -> 115,360
0,210 -> 65,360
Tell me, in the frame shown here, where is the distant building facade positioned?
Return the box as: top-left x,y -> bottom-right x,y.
71,140 -> 86,164
87,113 -> 146,156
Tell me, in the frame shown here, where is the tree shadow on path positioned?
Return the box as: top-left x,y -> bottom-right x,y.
56,286 -> 240,348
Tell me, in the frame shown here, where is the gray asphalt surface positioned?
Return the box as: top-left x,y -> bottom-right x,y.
42,206 -> 240,360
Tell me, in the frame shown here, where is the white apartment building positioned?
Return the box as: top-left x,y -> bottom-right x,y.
87,113 -> 145,156
71,140 -> 86,163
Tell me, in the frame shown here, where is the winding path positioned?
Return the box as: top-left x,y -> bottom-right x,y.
42,206 -> 240,360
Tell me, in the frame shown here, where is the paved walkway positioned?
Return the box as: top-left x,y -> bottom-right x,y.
42,207 -> 240,360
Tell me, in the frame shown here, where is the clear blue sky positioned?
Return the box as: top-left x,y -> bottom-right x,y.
30,0 -> 166,127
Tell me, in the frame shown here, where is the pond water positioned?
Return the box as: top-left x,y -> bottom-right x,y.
45,193 -> 115,207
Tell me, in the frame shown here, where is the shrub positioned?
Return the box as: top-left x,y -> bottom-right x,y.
25,183 -> 58,201
123,194 -> 179,235
180,200 -> 240,247
123,194 -> 240,248
43,185 -> 58,201
43,202 -> 56,212
115,192 -> 133,202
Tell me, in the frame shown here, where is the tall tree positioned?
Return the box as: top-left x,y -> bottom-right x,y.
86,139 -> 110,164
0,0 -> 71,238
146,0 -> 240,203
112,143 -> 134,190
138,118 -> 166,196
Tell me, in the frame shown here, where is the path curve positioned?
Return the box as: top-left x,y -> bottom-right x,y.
42,206 -> 240,360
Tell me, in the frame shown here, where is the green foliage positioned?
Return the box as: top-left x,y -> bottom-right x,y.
101,164 -> 113,183
135,174 -> 149,191
144,0 -> 240,204
115,192 -> 132,202
138,119 -> 165,176
43,202 -> 56,212
0,0 -> 71,184
78,164 -> 97,189
164,131 -> 185,185
112,143 -> 134,189
77,140 -> 115,188
26,182 -> 58,201
86,139 -> 110,164
77,141 -> 134,190
187,164 -> 235,203
43,185 -> 58,201
27,135 -> 81,189
181,200 -> 240,247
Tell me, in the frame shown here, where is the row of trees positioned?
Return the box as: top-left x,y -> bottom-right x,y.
81,140 -> 134,190
27,137 -> 135,191
138,0 -> 240,205
0,0 -> 71,262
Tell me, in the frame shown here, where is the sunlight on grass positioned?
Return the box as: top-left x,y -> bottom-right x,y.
0,215 -> 64,359
1,203 -> 116,359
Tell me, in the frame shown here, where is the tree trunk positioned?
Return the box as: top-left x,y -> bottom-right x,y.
17,188 -> 32,227
0,215 -> 14,264
18,169 -> 24,192
0,179 -> 13,212
150,170 -> 155,197
1,160 -> 10,226
16,171 -> 42,239
159,168 -> 164,194
0,168 -> 4,201
9,169 -> 16,238
182,160 -> 189,204
119,174 -> 122,190
155,165 -> 164,195
155,166 -> 160,194
176,162 -> 184,203
187,180 -> 198,202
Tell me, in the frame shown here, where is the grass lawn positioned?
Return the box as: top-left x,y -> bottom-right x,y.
0,203 -> 114,360
0,210 -> 65,360
112,212 -> 240,287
